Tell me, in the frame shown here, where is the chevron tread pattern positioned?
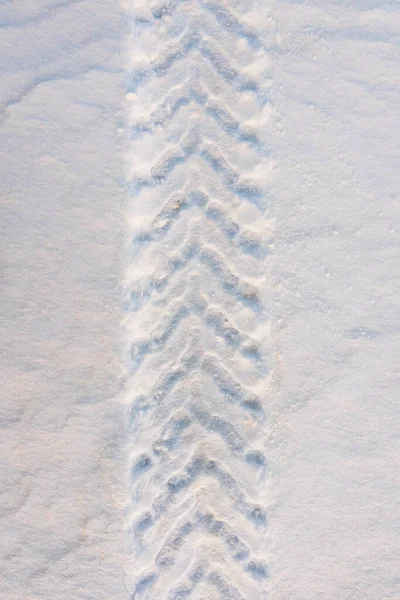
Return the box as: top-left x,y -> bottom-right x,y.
125,1 -> 275,598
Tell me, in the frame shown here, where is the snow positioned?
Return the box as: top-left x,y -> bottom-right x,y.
0,1 -> 127,599
268,2 -> 400,597
0,0 -> 399,599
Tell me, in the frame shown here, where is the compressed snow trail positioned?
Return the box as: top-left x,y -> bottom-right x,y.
123,1 -> 277,598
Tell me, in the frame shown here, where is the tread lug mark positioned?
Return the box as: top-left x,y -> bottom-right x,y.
125,0 -> 274,597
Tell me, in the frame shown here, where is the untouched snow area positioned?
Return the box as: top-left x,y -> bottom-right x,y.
263,3 -> 400,598
1,0 -> 399,599
0,2 -> 127,599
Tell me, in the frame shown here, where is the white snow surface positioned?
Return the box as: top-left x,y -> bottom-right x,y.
266,2 -> 400,597
1,0 -> 399,599
0,1 -> 127,599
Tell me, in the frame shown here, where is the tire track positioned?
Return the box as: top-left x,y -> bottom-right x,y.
130,77 -> 266,153
124,1 -> 275,598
